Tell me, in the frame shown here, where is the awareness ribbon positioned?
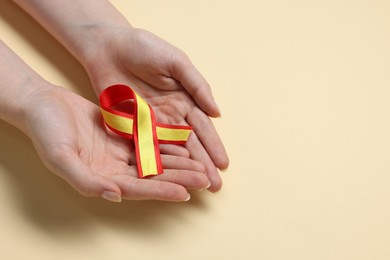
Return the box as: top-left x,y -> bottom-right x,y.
99,84 -> 192,178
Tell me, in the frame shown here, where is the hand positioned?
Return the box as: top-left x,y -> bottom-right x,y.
23,85 -> 210,202
84,28 -> 229,191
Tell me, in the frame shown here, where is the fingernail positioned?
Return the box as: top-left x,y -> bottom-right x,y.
215,102 -> 222,118
101,191 -> 122,203
198,181 -> 211,191
184,193 -> 191,201
221,167 -> 229,173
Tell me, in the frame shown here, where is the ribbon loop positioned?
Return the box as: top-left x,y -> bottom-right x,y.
100,84 -> 192,178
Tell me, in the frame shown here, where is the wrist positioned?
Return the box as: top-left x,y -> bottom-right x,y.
81,27 -> 136,96
13,81 -> 54,134
74,22 -> 133,68
77,24 -> 136,97
0,41 -> 52,132
13,0 -> 132,73
0,78 -> 52,133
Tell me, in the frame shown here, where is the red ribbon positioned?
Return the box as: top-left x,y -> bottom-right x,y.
100,84 -> 192,178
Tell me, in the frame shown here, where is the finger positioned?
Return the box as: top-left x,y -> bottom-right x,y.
159,144 -> 190,157
126,155 -> 209,190
152,169 -> 210,190
184,131 -> 223,192
112,175 -> 190,202
187,107 -> 229,170
171,53 -> 221,118
161,154 -> 205,172
49,151 -> 122,202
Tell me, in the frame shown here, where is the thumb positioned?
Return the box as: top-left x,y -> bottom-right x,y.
171,52 -> 221,118
50,153 -> 122,202
69,171 -> 122,203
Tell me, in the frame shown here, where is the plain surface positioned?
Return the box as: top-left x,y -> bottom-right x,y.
1,0 -> 390,259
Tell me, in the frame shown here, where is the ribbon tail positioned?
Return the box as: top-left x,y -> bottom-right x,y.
133,91 -> 163,178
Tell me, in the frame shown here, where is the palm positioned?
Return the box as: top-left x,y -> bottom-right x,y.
25,86 -> 209,201
27,86 -> 133,174
86,28 -> 229,191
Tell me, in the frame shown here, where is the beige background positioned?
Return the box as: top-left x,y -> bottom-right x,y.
1,0 -> 390,259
